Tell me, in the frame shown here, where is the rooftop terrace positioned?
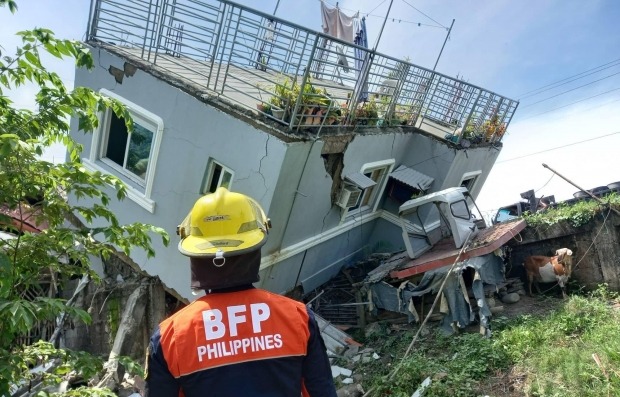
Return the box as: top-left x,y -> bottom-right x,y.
87,0 -> 518,142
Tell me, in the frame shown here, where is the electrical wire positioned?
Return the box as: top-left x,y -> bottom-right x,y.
497,131 -> 620,163
572,207 -> 612,271
517,57 -> 620,98
519,59 -> 620,100
535,174 -> 555,193
367,0 -> 387,16
520,70 -> 620,108
400,0 -> 447,28
517,86 -> 620,121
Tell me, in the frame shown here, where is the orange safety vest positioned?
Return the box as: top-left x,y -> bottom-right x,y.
159,288 -> 310,377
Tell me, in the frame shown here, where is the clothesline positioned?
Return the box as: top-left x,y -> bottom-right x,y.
318,0 -> 445,29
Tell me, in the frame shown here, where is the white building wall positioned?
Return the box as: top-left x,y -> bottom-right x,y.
71,48 -> 288,299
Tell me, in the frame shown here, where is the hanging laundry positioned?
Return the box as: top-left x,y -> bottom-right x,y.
320,1 -> 358,43
354,17 -> 369,102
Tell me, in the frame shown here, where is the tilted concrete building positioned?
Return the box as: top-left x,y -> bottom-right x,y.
72,0 -> 518,302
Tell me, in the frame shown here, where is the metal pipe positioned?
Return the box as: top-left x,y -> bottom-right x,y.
372,0 -> 394,52
272,0 -> 281,15
433,18 -> 454,71
88,0 -> 103,41
542,163 -> 620,215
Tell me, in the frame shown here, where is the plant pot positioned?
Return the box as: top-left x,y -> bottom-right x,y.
272,109 -> 285,120
256,103 -> 272,116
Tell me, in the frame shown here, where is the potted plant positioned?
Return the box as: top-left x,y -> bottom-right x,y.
269,77 -> 295,122
255,83 -> 272,115
483,115 -> 506,142
353,100 -> 379,126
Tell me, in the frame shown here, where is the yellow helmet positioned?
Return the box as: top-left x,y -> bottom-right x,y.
177,187 -> 270,258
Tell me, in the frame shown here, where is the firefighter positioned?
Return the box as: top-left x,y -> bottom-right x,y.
145,187 -> 337,397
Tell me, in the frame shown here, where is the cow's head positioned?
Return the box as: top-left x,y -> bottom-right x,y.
555,248 -> 574,276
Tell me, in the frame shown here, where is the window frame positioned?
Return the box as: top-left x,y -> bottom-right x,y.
84,89 -> 164,213
201,159 -> 235,194
345,159 -> 395,216
450,199 -> 472,220
459,170 -> 482,192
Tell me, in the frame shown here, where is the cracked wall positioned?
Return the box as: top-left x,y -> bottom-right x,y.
70,47 -> 290,300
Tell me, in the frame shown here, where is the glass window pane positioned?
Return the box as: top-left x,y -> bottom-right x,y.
451,200 -> 470,220
220,170 -> 232,189
126,122 -> 154,179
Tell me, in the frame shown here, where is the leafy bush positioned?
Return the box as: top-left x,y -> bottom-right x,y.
524,192 -> 620,228
0,5 -> 168,395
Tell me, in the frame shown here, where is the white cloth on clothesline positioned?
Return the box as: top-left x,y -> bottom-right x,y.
320,1 -> 358,43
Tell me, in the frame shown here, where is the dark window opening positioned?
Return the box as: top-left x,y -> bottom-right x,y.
104,112 -> 153,180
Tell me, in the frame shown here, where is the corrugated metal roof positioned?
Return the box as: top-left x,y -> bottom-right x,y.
389,165 -> 434,190
345,172 -> 376,189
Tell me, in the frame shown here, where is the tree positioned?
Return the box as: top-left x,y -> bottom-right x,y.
0,1 -> 169,394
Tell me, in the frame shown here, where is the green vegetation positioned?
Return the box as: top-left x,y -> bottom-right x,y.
0,2 -> 168,395
523,192 -> 620,228
358,286 -> 620,396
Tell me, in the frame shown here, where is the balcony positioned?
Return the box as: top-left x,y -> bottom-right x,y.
87,0 -> 518,142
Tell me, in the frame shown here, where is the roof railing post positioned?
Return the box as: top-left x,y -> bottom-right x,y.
152,0 -> 169,64
219,6 -> 244,95
460,89 -> 482,143
289,36 -> 320,131
417,72 -> 440,130
213,4 -> 236,93
141,0 -> 157,60
207,2 -> 228,90
87,0 -> 102,41
385,60 -> 410,125
347,48 -> 373,125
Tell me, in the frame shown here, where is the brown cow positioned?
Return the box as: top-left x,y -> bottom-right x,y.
523,248 -> 574,299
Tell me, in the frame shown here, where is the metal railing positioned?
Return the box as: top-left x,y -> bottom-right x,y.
87,0 -> 519,141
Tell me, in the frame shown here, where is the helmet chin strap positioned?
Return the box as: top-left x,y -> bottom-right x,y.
213,249 -> 226,267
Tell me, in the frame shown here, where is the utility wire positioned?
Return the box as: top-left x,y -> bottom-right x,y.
367,0 -> 387,16
400,0 -> 447,28
519,59 -> 620,100
535,174 -> 555,193
517,87 -> 620,121
520,70 -> 620,108
497,131 -> 620,163
517,57 -> 620,98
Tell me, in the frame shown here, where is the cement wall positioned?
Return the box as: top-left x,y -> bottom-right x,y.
69,46 -> 503,300
507,211 -> 620,291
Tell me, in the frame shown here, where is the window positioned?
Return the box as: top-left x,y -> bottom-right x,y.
459,171 -> 481,192
104,112 -> 153,181
85,89 -> 163,213
450,200 -> 471,220
347,159 -> 394,213
202,159 -> 234,194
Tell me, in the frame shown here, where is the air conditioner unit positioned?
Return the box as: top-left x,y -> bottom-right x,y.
337,185 -> 362,208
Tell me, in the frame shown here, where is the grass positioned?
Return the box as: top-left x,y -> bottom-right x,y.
357,285 -> 620,397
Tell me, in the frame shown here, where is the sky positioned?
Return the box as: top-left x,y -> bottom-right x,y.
2,0 -> 620,221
